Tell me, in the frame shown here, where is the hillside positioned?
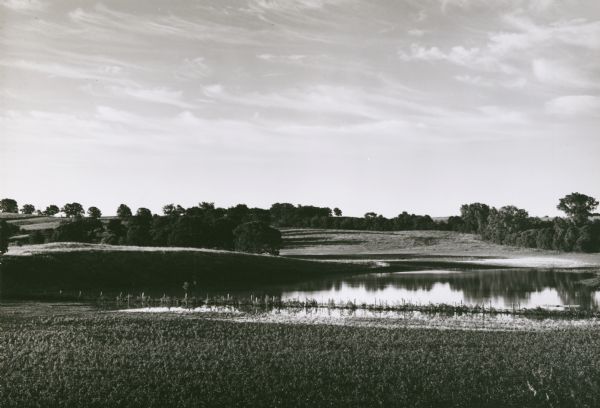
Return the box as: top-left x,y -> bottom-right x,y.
0,242 -> 368,299
281,228 -> 600,266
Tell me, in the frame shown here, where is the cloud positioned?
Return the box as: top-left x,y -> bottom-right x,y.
0,59 -> 137,86
0,0 -> 44,11
107,86 -> 194,109
490,16 -> 600,54
66,3 -> 263,47
258,54 -> 308,62
249,0 -> 349,11
399,44 -> 514,74
532,59 -> 596,89
545,95 -> 600,116
454,74 -> 493,87
174,57 -> 211,80
407,29 -> 426,37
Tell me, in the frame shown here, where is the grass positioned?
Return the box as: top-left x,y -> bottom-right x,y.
93,294 -> 600,320
0,243 -> 369,299
281,228 -> 600,265
1,311 -> 600,407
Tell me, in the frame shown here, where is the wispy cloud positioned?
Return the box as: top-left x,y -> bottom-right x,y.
0,0 -> 44,11
545,95 -> 600,117
399,44 -> 516,74
532,59 -> 598,89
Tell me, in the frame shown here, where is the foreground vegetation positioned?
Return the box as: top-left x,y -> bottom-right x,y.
1,312 -> 599,407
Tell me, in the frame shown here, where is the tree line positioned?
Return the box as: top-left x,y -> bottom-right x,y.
1,192 -> 599,253
453,193 -> 600,252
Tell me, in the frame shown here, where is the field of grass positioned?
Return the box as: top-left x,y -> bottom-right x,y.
281,228 -> 600,266
0,243 -> 368,299
1,310 -> 599,407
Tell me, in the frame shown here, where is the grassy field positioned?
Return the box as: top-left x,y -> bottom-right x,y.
0,243 -> 368,299
281,228 -> 600,265
1,310 -> 599,407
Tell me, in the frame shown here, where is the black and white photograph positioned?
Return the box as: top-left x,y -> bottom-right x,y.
1,0 -> 600,406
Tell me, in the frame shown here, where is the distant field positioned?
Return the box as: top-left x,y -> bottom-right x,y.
2,214 -> 117,233
281,228 -> 600,265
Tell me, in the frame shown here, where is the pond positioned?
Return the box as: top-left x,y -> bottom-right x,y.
277,267 -> 600,310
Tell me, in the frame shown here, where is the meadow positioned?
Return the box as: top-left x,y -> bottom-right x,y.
1,310 -> 600,407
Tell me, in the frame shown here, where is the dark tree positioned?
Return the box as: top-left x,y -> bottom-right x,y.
483,206 -> 529,244
29,230 -> 46,244
269,203 -> 298,226
167,216 -> 209,248
226,204 -> 250,225
20,204 -> 35,215
200,202 -> 215,211
364,212 -> 378,219
43,205 -> 60,216
104,219 -> 126,245
0,198 -> 18,213
333,207 -> 342,217
117,204 -> 133,218
61,202 -> 84,218
233,222 -> 282,255
52,218 -> 104,243
87,206 -> 102,218
460,203 -> 490,233
557,193 -> 599,225
162,204 -> 184,216
136,207 -> 153,219
125,210 -> 153,246
0,220 -> 10,253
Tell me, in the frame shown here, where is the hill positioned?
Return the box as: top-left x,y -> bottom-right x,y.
0,242 -> 368,299
281,228 -> 600,266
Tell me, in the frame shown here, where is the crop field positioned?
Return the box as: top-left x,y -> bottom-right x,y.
1,310 -> 600,407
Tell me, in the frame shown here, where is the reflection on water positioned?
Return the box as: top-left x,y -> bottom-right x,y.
280,268 -> 600,310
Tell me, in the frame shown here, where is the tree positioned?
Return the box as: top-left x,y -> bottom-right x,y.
460,203 -> 490,233
104,219 -> 126,245
43,205 -> 60,216
136,207 -> 153,219
483,206 -> 529,244
0,220 -> 10,253
0,198 -> 18,213
333,207 -> 342,217
125,216 -> 152,246
163,204 -> 185,216
20,204 -> 35,215
364,212 -> 377,219
61,202 -> 84,218
557,193 -> 599,225
29,230 -> 46,244
233,222 -> 282,255
117,204 -> 132,218
87,206 -> 102,218
52,218 -> 104,243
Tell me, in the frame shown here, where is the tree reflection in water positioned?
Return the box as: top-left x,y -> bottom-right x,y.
280,268 -> 600,310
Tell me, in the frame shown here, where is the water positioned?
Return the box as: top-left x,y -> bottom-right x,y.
277,268 -> 600,310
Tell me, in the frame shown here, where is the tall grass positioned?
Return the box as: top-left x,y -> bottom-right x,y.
1,312 -> 599,407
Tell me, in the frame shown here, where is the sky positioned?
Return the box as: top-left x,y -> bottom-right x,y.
1,0 -> 599,217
